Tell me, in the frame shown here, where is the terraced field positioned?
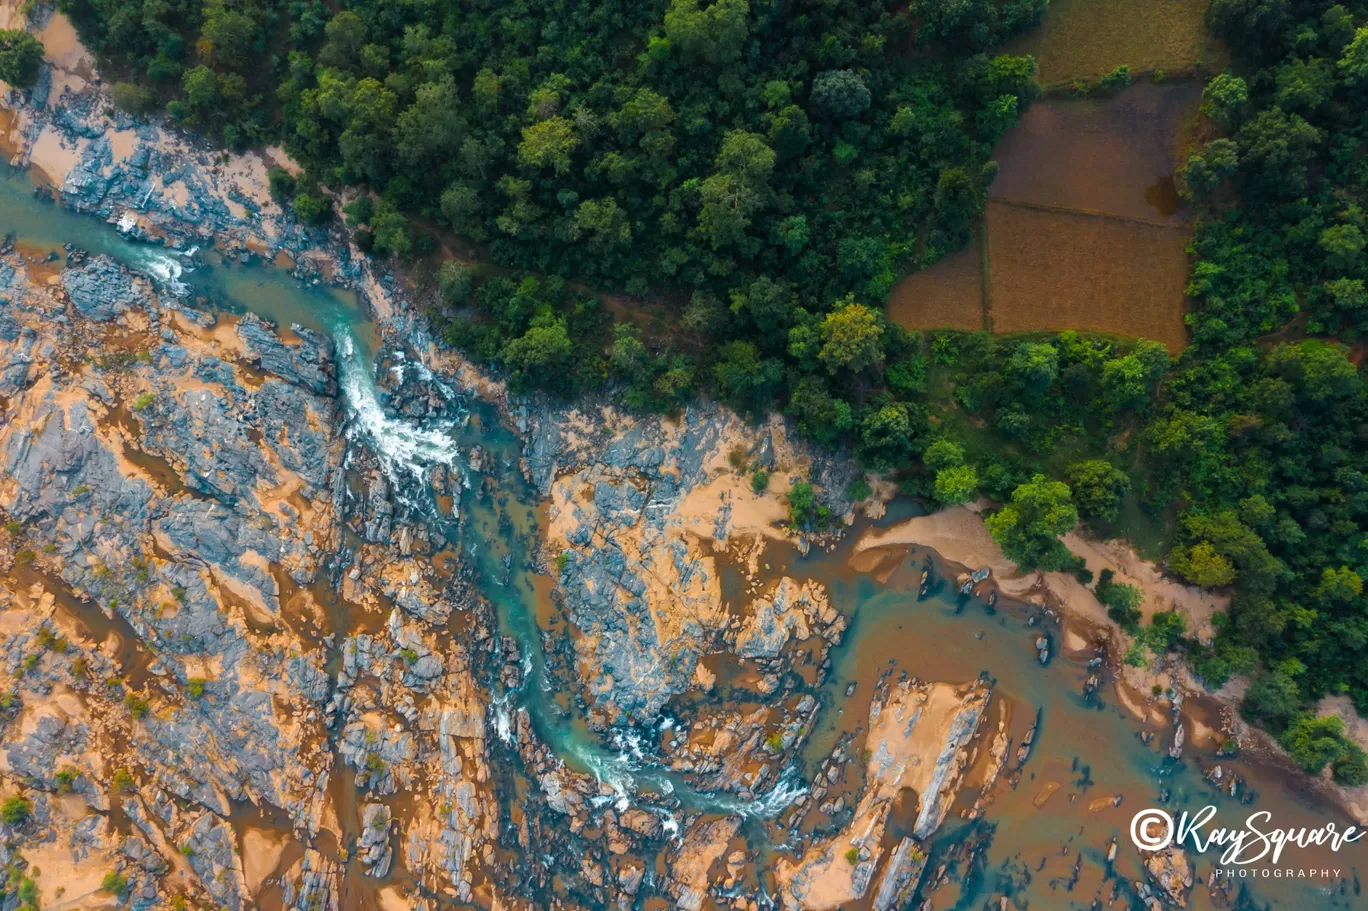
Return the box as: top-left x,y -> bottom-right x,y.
887,82 -> 1201,352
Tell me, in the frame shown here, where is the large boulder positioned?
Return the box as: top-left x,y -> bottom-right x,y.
60,256 -> 144,321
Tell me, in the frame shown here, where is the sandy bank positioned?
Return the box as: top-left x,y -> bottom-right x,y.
855,503 -> 1225,638
855,503 -> 1368,825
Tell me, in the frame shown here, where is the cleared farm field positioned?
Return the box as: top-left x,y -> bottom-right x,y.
985,201 -> 1190,352
888,84 -> 1198,348
886,229 -> 986,332
989,82 -> 1201,223
1001,0 -> 1226,85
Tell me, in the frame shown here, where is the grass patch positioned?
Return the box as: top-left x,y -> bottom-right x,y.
1001,0 -> 1227,86
986,203 -> 1190,353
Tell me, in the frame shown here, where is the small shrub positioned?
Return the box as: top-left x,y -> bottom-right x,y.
844,847 -> 860,865
111,769 -> 135,793
36,627 -> 67,653
15,874 -> 37,907
751,468 -> 769,493
343,196 -> 374,228
124,693 -> 149,720
55,767 -> 79,793
293,192 -> 332,224
399,648 -> 419,664
438,261 -> 475,306
0,29 -> 45,88
555,551 -> 570,573
267,166 -> 297,201
787,481 -> 829,528
1123,641 -> 1148,667
1096,569 -> 1144,633
847,477 -> 873,502
765,731 -> 783,751
1100,65 -> 1131,92
185,678 -> 205,699
101,871 -> 131,898
1281,714 -> 1361,776
1333,747 -> 1368,786
130,392 -> 155,412
1,795 -> 32,826
110,81 -> 156,113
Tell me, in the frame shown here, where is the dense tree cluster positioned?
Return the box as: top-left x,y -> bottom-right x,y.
58,0 -> 1046,399
0,28 -> 44,88
1161,0 -> 1368,779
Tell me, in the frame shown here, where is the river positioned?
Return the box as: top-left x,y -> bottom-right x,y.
1,165 -> 1361,909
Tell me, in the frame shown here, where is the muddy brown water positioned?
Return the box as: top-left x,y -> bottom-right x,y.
11,563 -> 158,691
770,509 -> 1363,910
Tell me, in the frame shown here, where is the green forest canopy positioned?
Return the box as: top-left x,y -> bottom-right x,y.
49,0 -> 1368,780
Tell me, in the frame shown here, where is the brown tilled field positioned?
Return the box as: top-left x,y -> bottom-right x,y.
886,232 -> 986,332
988,82 -> 1202,223
985,201 -> 1190,352
886,84 -> 1198,350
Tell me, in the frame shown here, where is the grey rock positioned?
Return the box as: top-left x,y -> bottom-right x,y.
237,312 -> 337,396
60,256 -> 143,320
358,803 -> 393,878
872,837 -> 929,911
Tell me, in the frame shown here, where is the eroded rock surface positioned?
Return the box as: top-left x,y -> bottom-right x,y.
533,403 -> 853,723
778,676 -> 993,910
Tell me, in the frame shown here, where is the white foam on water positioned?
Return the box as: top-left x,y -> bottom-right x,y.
335,332 -> 463,490
611,727 -> 648,762
655,808 -> 682,841
136,248 -> 193,296
740,770 -> 808,818
491,696 -> 513,745
564,735 -> 639,808
390,349 -> 457,399
692,768 -> 808,820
